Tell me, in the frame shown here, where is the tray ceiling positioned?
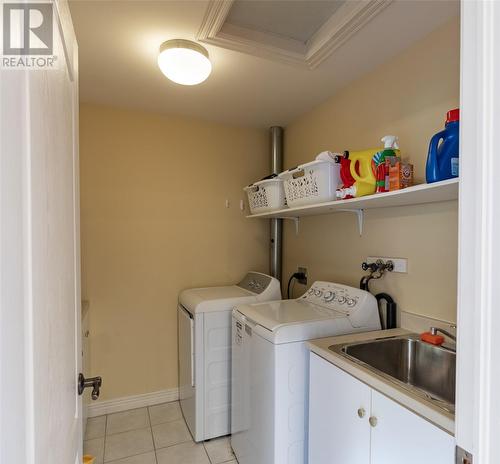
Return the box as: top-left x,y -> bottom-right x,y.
226,0 -> 345,43
198,0 -> 393,68
69,0 -> 459,127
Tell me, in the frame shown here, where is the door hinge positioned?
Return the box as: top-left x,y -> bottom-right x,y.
456,446 -> 473,464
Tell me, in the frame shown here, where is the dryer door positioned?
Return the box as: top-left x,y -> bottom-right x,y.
178,304 -> 197,438
179,305 -> 195,389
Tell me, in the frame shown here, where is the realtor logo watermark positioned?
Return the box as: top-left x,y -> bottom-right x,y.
1,2 -> 57,68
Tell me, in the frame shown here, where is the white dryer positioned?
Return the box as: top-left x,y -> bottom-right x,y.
231,281 -> 381,464
178,272 -> 281,442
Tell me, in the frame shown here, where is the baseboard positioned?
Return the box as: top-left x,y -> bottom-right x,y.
86,387 -> 179,418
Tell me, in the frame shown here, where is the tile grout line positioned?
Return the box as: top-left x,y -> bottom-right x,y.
103,409 -> 152,463
102,414 -> 108,464
105,407 -> 152,437
100,402 -> 230,464
202,441 -> 214,464
203,437 -> 237,464
146,404 -> 159,464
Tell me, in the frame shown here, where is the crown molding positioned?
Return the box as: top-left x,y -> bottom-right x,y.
197,0 -> 393,69
306,0 -> 393,69
197,0 -> 235,40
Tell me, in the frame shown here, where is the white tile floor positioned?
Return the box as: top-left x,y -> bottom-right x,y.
84,402 -> 238,464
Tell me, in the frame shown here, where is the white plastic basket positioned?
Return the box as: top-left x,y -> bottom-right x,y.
244,178 -> 287,214
278,160 -> 341,207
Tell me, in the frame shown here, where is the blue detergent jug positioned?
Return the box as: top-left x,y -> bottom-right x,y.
426,109 -> 460,183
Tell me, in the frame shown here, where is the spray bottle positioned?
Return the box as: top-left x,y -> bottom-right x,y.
373,136 -> 400,193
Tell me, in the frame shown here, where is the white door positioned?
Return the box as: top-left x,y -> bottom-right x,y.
457,1 -> 500,462
370,390 -> 455,464
0,1 -> 82,463
308,353 -> 371,464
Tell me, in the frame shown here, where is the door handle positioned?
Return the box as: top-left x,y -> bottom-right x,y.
78,373 -> 102,400
369,416 -> 378,427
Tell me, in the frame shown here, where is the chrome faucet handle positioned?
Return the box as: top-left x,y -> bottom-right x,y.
430,326 -> 457,342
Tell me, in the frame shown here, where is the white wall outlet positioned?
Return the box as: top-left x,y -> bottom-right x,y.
367,256 -> 408,273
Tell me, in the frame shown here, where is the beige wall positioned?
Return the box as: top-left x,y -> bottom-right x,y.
283,19 -> 460,322
80,104 -> 269,400
81,18 -> 460,401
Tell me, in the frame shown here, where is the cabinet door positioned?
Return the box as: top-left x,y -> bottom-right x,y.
370,390 -> 455,464
309,353 -> 371,464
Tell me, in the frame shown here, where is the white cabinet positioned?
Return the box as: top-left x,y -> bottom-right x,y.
309,352 -> 371,464
370,389 -> 455,464
308,353 -> 455,464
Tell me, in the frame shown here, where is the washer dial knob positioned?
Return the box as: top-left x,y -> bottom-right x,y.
324,291 -> 335,302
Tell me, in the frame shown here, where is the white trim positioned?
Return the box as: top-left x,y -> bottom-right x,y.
306,0 -> 392,69
197,0 -> 234,40
456,0 -> 500,462
86,388 -> 179,418
209,23 -> 307,69
197,0 -> 392,69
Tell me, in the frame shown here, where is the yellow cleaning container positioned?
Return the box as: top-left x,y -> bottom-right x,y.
83,455 -> 95,464
348,148 -> 378,197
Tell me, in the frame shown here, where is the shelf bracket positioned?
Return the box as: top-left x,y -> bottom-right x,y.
280,217 -> 300,235
338,209 -> 364,236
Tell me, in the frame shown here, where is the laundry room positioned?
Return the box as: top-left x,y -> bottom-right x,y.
9,0 -> 496,463
73,1 -> 460,462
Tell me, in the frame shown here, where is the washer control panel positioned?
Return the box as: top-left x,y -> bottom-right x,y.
301,281 -> 370,314
238,272 -> 273,294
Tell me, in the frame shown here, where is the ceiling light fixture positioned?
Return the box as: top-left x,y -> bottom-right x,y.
157,39 -> 212,86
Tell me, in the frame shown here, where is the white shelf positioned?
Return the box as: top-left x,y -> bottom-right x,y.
246,178 -> 459,220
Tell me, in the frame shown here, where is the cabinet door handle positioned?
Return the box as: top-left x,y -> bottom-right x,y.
369,416 -> 378,427
357,408 -> 366,418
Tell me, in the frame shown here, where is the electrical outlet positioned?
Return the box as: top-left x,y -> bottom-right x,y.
366,257 -> 408,273
297,267 -> 308,285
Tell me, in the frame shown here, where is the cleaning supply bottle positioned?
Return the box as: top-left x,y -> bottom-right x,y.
348,148 -> 378,197
372,136 -> 400,193
334,151 -> 355,183
426,109 -> 460,183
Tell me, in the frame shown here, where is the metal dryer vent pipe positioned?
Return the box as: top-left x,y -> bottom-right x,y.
270,126 -> 283,283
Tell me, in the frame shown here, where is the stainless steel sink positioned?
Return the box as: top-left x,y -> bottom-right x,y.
329,335 -> 456,414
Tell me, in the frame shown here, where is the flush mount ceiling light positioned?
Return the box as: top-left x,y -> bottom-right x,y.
158,39 -> 212,86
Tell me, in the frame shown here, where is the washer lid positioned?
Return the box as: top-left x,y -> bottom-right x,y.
235,299 -> 345,332
179,285 -> 257,313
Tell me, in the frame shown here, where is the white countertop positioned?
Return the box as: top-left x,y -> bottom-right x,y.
307,329 -> 455,435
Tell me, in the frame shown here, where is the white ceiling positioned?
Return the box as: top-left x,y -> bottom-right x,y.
69,0 -> 459,128
226,0 -> 345,43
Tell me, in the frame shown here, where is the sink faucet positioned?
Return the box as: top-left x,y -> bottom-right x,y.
430,326 -> 456,342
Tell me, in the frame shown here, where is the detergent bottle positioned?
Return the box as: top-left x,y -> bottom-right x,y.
347,148 -> 378,197
334,151 -> 360,199
373,136 -> 400,193
426,109 -> 460,183
335,152 -> 355,183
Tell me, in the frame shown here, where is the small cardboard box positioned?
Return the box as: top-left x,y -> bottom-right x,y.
386,156 -> 414,191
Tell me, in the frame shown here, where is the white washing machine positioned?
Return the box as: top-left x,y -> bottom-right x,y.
178,272 -> 281,442
230,281 -> 381,464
